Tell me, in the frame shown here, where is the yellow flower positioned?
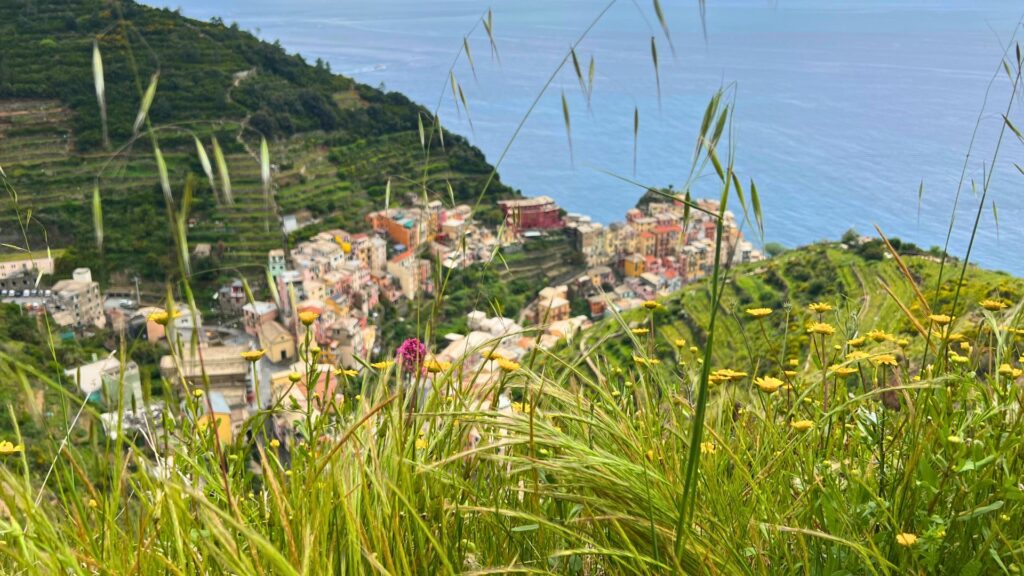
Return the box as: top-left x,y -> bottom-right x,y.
633,356 -> 661,366
0,441 -> 24,455
981,299 -> 1007,311
631,327 -> 649,335
807,322 -> 835,336
335,368 -> 358,377
871,354 -> 898,367
299,311 -> 320,326
754,376 -> 783,394
847,337 -> 866,348
674,338 -> 687,348
788,358 -> 800,367
643,300 -> 661,310
241,349 -> 266,362
147,310 -> 181,326
370,360 -> 395,370
710,368 -> 747,384
783,370 -> 798,378
790,419 -> 814,432
689,346 -> 699,354
745,307 -> 773,318
497,358 -> 521,372
87,498 -> 98,509
192,388 -> 205,398
928,314 -> 952,326
998,364 -> 1023,378
482,350 -> 505,361
846,351 -> 869,362
830,365 -> 858,377
808,302 -> 833,314
700,441 -> 716,455
270,439 -> 281,448
288,372 -> 303,383
415,438 -> 428,450
948,353 -> 969,365
867,329 -> 891,343
895,533 -> 918,547
424,359 -> 452,374
646,449 -> 656,461
947,332 -> 966,342
947,435 -> 962,444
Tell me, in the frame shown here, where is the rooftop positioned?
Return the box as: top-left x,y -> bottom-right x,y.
242,301 -> 277,315
159,345 -> 249,379
498,196 -> 557,209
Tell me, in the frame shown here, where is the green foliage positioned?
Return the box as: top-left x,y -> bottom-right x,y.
0,0 -> 519,283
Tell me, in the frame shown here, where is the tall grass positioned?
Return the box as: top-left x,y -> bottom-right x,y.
1,4 -> 1024,575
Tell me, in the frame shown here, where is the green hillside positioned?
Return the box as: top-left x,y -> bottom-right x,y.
580,241 -> 1024,376
0,0 -> 517,282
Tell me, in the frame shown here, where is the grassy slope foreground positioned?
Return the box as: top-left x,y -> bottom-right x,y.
1,241 -> 1024,573
0,0 -> 518,283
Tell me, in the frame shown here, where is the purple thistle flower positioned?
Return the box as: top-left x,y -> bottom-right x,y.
396,338 -> 427,371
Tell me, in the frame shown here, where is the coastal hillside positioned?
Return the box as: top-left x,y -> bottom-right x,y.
0,0 -> 517,281
577,239 -> 1024,374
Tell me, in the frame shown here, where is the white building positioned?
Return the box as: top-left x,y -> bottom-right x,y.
51,268 -> 105,329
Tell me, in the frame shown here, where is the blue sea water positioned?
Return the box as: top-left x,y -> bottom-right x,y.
154,0 -> 1024,274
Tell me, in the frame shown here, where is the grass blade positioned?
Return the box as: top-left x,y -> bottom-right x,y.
561,89 -> 573,165
483,9 -> 499,62
750,178 -> 764,240
992,200 -> 1000,240
464,36 -> 478,81
457,83 -> 474,133
260,136 -> 272,232
650,36 -> 661,107
154,145 -> 172,206
92,185 -> 103,251
133,72 -> 160,135
212,136 -> 233,205
587,55 -> 596,101
633,106 -> 639,176
266,267 -> 281,308
1004,113 -> 1024,143
194,136 -> 216,199
652,0 -> 675,56
417,113 -> 426,150
92,40 -> 109,149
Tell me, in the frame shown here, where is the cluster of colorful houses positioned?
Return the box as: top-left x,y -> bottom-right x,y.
499,194 -> 764,321
0,191 -> 762,446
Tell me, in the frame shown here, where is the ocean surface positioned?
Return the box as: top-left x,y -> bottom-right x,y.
153,0 -> 1024,274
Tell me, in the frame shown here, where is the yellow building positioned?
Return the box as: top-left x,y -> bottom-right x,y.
196,392 -> 233,443
623,253 -> 646,278
259,320 -> 296,364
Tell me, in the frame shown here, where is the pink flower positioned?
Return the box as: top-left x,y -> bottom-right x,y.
396,338 -> 427,371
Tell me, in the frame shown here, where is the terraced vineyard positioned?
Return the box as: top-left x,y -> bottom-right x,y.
0,0 -> 518,284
